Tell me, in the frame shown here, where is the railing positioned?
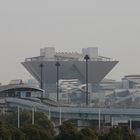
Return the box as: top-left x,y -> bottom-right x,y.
5,97 -> 140,116
25,55 -> 116,62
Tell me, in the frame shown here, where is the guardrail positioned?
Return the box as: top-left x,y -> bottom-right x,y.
5,97 -> 140,120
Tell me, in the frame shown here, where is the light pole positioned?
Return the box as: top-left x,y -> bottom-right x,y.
55,61 -> 60,102
84,55 -> 90,106
40,63 -> 44,89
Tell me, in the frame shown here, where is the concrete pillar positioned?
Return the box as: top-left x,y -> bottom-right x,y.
59,107 -> 62,125
111,117 -> 114,127
18,106 -> 20,128
98,108 -> 101,130
32,107 -> 35,125
48,108 -> 51,120
130,119 -> 132,130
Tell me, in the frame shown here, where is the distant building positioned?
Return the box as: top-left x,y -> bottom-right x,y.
22,47 -> 118,97
122,75 -> 140,89
0,80 -> 44,98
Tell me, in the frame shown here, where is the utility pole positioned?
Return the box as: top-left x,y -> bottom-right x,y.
55,61 -> 60,102
40,63 -> 44,89
84,55 -> 90,106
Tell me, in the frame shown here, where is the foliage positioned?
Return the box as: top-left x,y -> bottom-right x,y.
1,111 -> 31,127
0,111 -> 54,133
56,122 -> 79,140
34,112 -> 54,135
21,124 -> 53,140
0,123 -> 25,140
0,111 -> 54,140
0,125 -> 12,140
0,112 -> 138,140
79,128 -> 99,140
106,126 -> 136,140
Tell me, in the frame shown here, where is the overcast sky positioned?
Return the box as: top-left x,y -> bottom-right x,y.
0,0 -> 140,84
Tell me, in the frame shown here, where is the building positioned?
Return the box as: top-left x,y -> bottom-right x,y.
22,47 -> 118,98
122,75 -> 140,89
0,80 -> 44,98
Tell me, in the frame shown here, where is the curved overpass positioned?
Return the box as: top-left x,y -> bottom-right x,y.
4,97 -> 140,121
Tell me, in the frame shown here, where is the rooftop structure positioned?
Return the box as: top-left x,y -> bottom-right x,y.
25,47 -> 114,62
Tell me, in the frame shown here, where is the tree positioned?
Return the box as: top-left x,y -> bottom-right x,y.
0,123 -> 25,140
0,125 -> 12,140
79,128 -> 99,140
21,124 -> 53,140
2,111 -> 31,127
1,111 -> 54,134
9,126 -> 25,140
106,126 -> 136,140
34,112 -> 54,135
56,122 -> 79,140
121,126 -> 136,140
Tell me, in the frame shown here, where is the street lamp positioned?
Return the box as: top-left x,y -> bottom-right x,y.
40,63 -> 44,89
55,61 -> 60,102
84,55 -> 90,106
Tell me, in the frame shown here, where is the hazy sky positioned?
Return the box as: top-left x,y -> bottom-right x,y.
0,0 -> 140,84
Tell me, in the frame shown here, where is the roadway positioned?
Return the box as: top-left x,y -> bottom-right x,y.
4,97 -> 140,121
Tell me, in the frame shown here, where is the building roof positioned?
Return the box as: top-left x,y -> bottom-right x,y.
0,84 -> 43,93
123,75 -> 140,84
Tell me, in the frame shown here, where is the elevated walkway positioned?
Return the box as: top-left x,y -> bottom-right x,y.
4,97 -> 140,121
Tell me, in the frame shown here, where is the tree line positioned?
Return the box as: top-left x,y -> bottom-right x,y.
0,112 -> 138,140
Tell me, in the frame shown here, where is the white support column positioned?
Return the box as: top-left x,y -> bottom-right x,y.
48,108 -> 51,120
32,107 -> 35,125
130,119 -> 132,130
59,107 -> 62,125
18,106 -> 20,128
98,108 -> 101,130
111,117 -> 113,127
2,107 -> 5,115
